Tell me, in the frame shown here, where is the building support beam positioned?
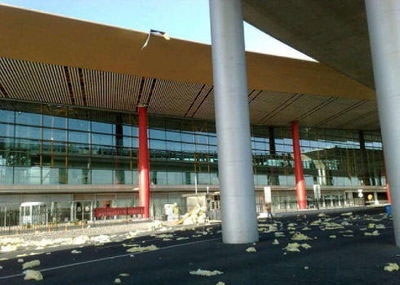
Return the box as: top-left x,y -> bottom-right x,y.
365,0 -> 400,246
359,130 -> 371,185
138,105 -> 150,218
209,0 -> 258,244
291,121 -> 307,209
268,127 -> 279,185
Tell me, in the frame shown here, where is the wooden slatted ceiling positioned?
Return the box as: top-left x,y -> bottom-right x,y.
0,57 -> 380,130
0,58 -> 70,104
150,80 -> 206,117
191,87 -> 215,120
83,69 -> 141,110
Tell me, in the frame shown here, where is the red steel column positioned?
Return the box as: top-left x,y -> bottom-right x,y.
386,183 -> 392,204
138,105 -> 150,218
291,121 -> 307,209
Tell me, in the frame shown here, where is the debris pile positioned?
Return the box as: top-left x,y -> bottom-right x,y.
177,205 -> 207,225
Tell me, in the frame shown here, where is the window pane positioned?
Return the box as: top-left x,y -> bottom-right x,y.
68,131 -> 89,144
181,132 -> 194,143
149,129 -> 165,140
43,128 -> 67,142
123,125 -> 138,137
166,131 -> 180,141
68,118 -> 89,131
92,133 -> 114,146
0,110 -> 14,123
43,115 -> 67,129
16,112 -> 41,125
92,169 -> 113,184
15,125 -> 41,140
0,123 -> 14,137
92,122 -> 114,134
150,139 -> 166,150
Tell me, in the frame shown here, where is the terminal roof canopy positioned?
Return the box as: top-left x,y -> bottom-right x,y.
0,4 -> 378,130
242,0 -> 374,89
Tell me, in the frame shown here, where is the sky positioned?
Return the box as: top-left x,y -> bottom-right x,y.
1,0 -> 314,61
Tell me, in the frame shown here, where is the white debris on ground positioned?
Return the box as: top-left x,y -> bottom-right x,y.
178,205 -> 207,225
126,244 -> 159,253
304,266 -> 309,270
384,263 -> 400,272
22,259 -> 40,270
291,232 -> 312,241
176,237 -> 189,241
114,278 -> 122,284
364,230 -> 380,236
284,243 -> 301,252
246,247 -> 257,253
274,232 -> 286,238
329,235 -> 337,239
287,223 -> 297,231
216,282 -> 225,285
321,222 -> 345,231
0,219 -> 181,258
23,269 -> 43,281
272,239 -> 280,245
17,258 -> 24,263
284,242 -> 312,252
341,212 -> 353,216
189,268 -> 223,276
71,249 -> 82,254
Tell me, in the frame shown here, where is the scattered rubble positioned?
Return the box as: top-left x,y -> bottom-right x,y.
291,232 -> 312,241
384,263 -> 400,272
23,269 -> 43,281
22,259 -> 40,270
189,268 -> 223,276
246,247 -> 257,253
126,245 -> 159,253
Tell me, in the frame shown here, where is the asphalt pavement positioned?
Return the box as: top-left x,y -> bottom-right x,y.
0,207 -> 399,284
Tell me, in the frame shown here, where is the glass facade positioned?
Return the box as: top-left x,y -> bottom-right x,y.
0,103 -> 385,188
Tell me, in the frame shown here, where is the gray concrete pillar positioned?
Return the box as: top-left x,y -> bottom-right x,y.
209,0 -> 259,243
365,0 -> 400,246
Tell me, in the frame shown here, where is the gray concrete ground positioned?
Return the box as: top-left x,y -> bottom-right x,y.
0,206 -> 399,284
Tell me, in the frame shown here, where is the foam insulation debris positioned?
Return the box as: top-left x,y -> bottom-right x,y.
23,269 -> 43,281
189,269 -> 223,276
22,259 -> 40,270
284,242 -> 311,252
177,205 -> 207,225
384,263 -> 400,272
364,230 -> 380,236
126,245 -> 159,253
274,232 -> 286,238
119,273 -> 130,277
291,232 -> 312,241
246,247 -> 257,252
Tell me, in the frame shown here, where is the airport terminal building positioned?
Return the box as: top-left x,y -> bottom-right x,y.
0,5 -> 389,223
